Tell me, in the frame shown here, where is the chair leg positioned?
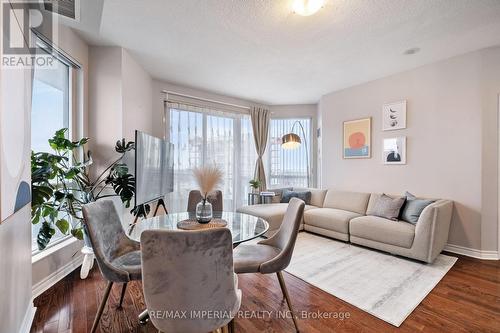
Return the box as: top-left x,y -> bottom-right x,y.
276,271 -> 299,332
118,283 -> 127,308
91,281 -> 113,333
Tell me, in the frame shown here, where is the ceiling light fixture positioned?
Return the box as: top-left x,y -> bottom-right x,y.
292,0 -> 325,16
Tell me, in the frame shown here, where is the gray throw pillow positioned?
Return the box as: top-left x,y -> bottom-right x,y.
366,194 -> 405,221
400,191 -> 435,224
280,190 -> 311,205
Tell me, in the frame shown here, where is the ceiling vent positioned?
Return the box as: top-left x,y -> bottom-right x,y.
44,0 -> 80,21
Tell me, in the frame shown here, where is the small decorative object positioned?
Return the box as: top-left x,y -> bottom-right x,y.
193,165 -> 223,224
196,200 -> 213,223
249,179 -> 262,193
343,118 -> 371,159
383,137 -> 406,165
383,100 -> 407,131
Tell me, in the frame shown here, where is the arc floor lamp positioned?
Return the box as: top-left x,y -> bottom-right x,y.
281,120 -> 310,187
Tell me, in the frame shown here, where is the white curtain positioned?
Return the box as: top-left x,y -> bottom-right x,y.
166,102 -> 257,212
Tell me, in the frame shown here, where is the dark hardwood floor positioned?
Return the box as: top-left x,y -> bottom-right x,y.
31,252 -> 500,333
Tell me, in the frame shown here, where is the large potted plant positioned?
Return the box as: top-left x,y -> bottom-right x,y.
31,128 -> 143,250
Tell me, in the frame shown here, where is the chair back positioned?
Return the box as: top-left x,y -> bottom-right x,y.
187,190 -> 223,212
258,197 -> 305,273
82,200 -> 138,282
141,228 -> 240,333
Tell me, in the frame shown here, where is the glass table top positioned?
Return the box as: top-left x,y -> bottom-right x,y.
128,211 -> 269,245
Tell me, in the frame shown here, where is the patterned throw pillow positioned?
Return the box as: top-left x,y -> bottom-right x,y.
400,191 -> 435,224
366,194 -> 405,221
280,190 -> 312,205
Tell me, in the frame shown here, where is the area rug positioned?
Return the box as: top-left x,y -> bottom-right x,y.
284,232 -> 457,327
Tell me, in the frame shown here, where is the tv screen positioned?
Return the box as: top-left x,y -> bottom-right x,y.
134,130 -> 174,207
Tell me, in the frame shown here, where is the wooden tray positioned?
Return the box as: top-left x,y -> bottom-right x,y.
177,218 -> 228,230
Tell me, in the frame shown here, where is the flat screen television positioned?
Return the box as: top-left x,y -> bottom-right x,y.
134,130 -> 174,207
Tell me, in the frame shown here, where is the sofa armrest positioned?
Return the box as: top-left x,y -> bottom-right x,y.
414,199 -> 453,262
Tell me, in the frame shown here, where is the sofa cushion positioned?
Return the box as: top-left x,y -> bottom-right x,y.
323,190 -> 370,215
304,208 -> 361,234
400,192 -> 435,224
281,190 -> 312,204
349,216 -> 415,248
366,194 -> 405,221
237,203 -> 316,232
292,188 -> 328,207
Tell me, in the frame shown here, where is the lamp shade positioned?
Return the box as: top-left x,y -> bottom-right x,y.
282,133 -> 302,149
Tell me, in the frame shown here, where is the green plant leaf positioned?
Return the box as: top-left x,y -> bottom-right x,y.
37,222 -> 55,250
110,173 -> 135,208
112,163 -> 129,177
131,203 -> 150,218
71,228 -> 84,240
55,219 -> 70,235
115,139 -> 135,153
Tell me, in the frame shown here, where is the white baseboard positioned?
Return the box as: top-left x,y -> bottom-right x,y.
19,304 -> 37,333
444,243 -> 499,260
32,254 -> 83,299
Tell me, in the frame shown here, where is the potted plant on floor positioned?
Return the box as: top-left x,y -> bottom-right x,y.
31,128 -> 146,250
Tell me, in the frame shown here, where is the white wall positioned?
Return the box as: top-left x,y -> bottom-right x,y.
88,46 -> 124,175
122,50 -> 153,141
89,47 -> 153,162
319,47 -> 500,252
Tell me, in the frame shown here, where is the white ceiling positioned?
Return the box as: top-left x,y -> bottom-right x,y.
76,0 -> 500,105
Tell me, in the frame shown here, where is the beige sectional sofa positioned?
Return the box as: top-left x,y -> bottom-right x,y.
237,188 -> 453,263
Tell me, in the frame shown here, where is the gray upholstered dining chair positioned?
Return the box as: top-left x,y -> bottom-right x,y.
187,189 -> 223,212
82,200 -> 142,333
141,228 -> 241,333
233,197 -> 305,332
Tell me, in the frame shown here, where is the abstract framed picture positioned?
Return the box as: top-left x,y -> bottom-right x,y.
383,136 -> 406,165
343,118 -> 371,159
382,100 -> 406,131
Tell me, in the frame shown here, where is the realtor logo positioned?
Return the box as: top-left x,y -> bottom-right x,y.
2,0 -> 58,68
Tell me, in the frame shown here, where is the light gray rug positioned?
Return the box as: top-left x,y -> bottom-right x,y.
284,232 -> 457,327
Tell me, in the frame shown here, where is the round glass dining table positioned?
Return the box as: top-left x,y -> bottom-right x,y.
128,211 -> 269,245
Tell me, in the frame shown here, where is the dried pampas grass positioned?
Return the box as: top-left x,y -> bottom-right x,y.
193,165 -> 223,198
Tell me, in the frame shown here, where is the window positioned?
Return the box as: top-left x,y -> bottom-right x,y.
31,42 -> 76,252
168,103 -> 257,212
267,118 -> 312,188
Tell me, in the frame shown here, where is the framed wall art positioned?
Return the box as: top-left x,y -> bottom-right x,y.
343,118 -> 371,159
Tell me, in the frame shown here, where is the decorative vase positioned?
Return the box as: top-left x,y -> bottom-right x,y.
196,199 -> 213,223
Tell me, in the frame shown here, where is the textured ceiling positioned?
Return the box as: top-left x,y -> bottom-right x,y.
78,0 -> 500,104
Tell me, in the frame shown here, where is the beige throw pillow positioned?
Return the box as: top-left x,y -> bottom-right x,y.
366,194 -> 405,221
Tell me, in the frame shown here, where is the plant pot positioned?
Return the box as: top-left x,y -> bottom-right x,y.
196,199 -> 213,224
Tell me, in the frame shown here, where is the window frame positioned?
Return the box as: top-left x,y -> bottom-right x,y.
166,103 -> 256,211
31,32 -> 82,255
266,116 -> 313,189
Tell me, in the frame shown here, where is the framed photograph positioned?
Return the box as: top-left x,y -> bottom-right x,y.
382,100 -> 406,131
383,137 -> 406,165
343,118 -> 371,159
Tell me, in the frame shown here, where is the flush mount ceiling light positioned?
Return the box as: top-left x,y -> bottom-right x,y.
292,0 -> 325,16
